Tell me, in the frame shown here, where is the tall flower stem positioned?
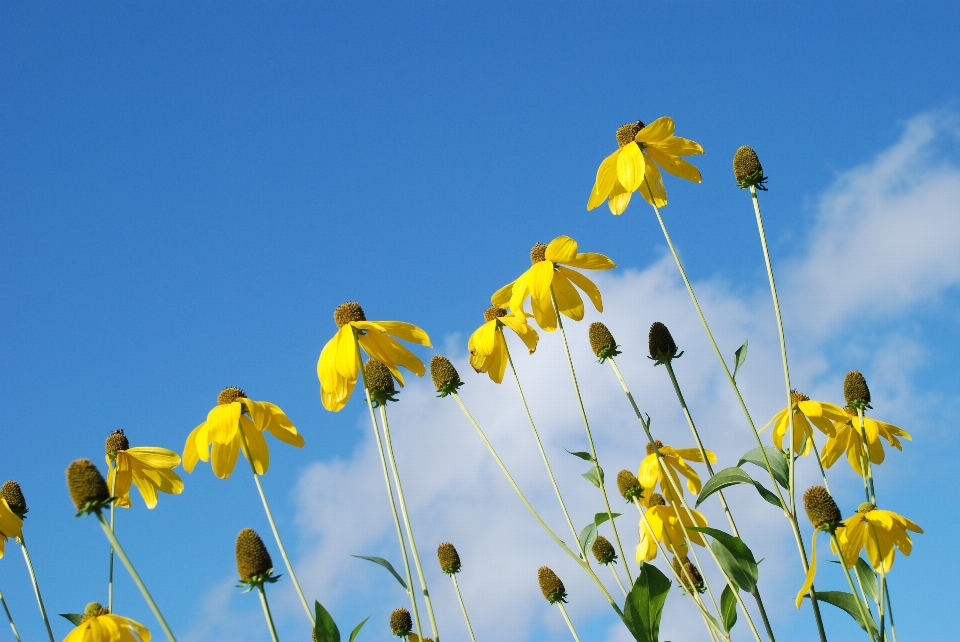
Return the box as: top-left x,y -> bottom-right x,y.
552,290 -> 632,585
0,588 -> 22,642
109,467 -> 116,612
504,339 -> 581,555
646,193 -> 828,642
557,603 -> 581,642
855,408 -> 877,504
608,564 -> 627,597
257,586 -> 281,642
236,428 -> 313,624
358,379 -> 422,639
809,438 -> 833,495
829,532 -> 878,642
18,535 -> 55,642
95,511 -> 177,642
869,528 -> 889,642
450,393 -> 624,619
749,185 -> 799,513
379,405 -> 439,642
883,578 -> 898,642
450,575 -> 477,642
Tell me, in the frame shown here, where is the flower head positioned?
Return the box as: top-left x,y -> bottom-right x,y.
235,528 -> 280,590
638,442 -> 716,507
760,391 -> 848,456
467,306 -> 539,383
66,459 -> 112,516
105,430 -> 184,510
733,146 -> 768,190
636,494 -> 707,562
389,609 -> 413,637
437,542 -> 461,575
802,486 -> 842,531
1,481 -> 27,520
672,555 -> 706,594
592,535 -> 617,565
537,566 -> 567,604
318,302 -> 432,412
648,322 -> 681,365
492,236 -> 615,333
835,505 -> 922,573
588,117 -> 704,214
588,322 -> 621,362
616,469 -> 643,503
364,358 -> 399,407
430,355 -> 464,397
63,603 -> 150,642
183,388 -> 304,479
819,407 -> 911,475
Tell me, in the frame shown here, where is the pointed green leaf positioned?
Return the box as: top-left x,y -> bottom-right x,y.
695,467 -> 782,509
60,613 -> 84,626
351,555 -> 407,589
348,616 -> 370,642
623,562 -> 671,642
565,448 -> 595,462
313,601 -> 341,642
732,340 -> 748,380
579,522 -> 598,556
594,512 -> 623,527
720,585 -> 738,633
855,558 -> 880,604
582,465 -> 604,489
688,526 -> 759,592
804,591 -> 879,636
738,446 -> 789,489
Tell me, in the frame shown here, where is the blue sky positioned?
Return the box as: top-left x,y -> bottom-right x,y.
2,2 -> 959,641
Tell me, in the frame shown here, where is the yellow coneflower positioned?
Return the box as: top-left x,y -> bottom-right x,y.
760,392 -> 848,456
636,494 -> 707,562
834,503 -> 922,573
63,603 -> 150,642
637,442 -> 715,507
0,498 -> 23,559
105,430 -> 184,509
819,407 -> 911,475
467,306 -> 538,383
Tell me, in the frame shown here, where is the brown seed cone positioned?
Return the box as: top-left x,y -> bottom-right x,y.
364,359 -> 396,393
530,243 -> 547,264
616,470 -> 643,502
844,370 -> 871,406
430,355 -> 461,392
66,459 -> 110,511
218,387 -> 247,405
537,566 -> 567,604
648,322 -> 678,361
733,146 -> 763,183
235,528 -> 273,581
334,301 -> 366,328
672,555 -> 705,593
791,390 -> 810,404
648,493 -> 667,507
484,306 -> 507,323
645,440 -> 664,456
589,322 -> 616,357
437,542 -> 461,574
616,121 -> 645,148
1,481 -> 27,518
803,486 -> 842,529
389,608 -> 412,637
105,429 -> 130,455
592,535 -> 617,565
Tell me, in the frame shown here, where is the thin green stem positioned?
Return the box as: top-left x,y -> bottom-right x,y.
552,291 -> 632,584
18,536 -> 54,642
95,512 -> 177,642
829,532 -> 878,642
646,194 -> 828,642
379,405 -> 439,642
359,387 -> 422,638
257,585 -> 281,642
450,575 -> 477,642
0,588 -> 22,642
884,577 -> 898,642
236,427 -> 313,624
451,393 -> 624,618
608,562 -> 628,598
109,464 -> 116,612
868,528 -> 888,642
504,338 -> 581,554
557,603 -> 581,642
856,408 -> 877,504
809,437 -> 833,495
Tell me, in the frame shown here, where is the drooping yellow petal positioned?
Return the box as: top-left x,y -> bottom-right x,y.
491,280 -> 515,307
636,519 -> 660,563
589,148 -> 621,210
334,324 -> 361,379
796,528 -> 821,608
205,403 -> 241,445
530,290 -> 558,333
126,447 -> 181,469
635,117 -> 674,144
616,142 -> 646,193
528,261 -> 556,304
652,135 -> 704,157
487,338 -> 508,384
210,437 -> 240,479
556,269 -> 602,315
551,273 -> 585,321
670,448 -> 717,464
472,319 -> 500,356
499,314 -> 539,354
319,330 -> 352,411
258,402 -> 305,447
239,415 -> 270,475
0,500 -> 23,541
638,154 -> 667,208
359,330 -> 426,380
563,252 -> 616,271
355,320 -> 432,347
128,458 -> 159,509
644,147 -> 702,183
607,178 -> 632,215
545,236 -> 578,264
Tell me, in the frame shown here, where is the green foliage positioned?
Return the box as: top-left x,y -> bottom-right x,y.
738,446 -> 790,489
60,613 -> 84,626
351,555 -> 407,590
314,601 -> 341,642
805,591 -> 879,637
622,562 -> 671,642
720,585 -> 738,633
582,465 -> 604,488
732,339 -> 748,380
688,526 -> 759,592
696,466 -> 782,508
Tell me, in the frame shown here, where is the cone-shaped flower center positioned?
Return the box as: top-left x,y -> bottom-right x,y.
537,566 -> 567,604
645,440 -> 664,456
592,535 -> 617,565
430,355 -> 460,392
0,480 -> 27,518
844,370 -> 871,405
105,429 -> 130,455
389,609 -> 412,637
858,502 -> 877,514
437,542 -> 461,574
616,121 -> 645,148
803,486 -> 842,528
236,528 -> 273,581
733,146 -> 763,183
530,243 -> 547,264
81,603 -> 110,623
66,459 -> 110,511
218,387 -> 247,405
364,359 -> 395,393
791,390 -> 810,404
648,322 -> 678,361
648,493 -> 666,506
617,469 -> 642,501
589,322 -> 616,357
484,306 -> 508,323
334,301 -> 366,328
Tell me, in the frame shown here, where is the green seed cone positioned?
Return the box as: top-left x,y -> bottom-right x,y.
334,301 -> 366,328
844,370 -> 871,406
437,542 -> 461,574
803,486 -> 842,529
592,535 -> 617,565
648,322 -> 679,363
235,528 -> 273,581
537,566 -> 567,604
389,608 -> 412,637
105,429 -> 130,455
66,459 -> 110,511
1,480 -> 27,519
81,602 -> 109,624
616,470 -> 643,503
858,502 -> 877,514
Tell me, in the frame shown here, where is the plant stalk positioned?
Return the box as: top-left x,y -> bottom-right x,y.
257,585 -> 281,642
18,535 -> 55,642
829,532 -> 878,642
450,574 -> 477,642
557,603 -> 581,642
0,588 -> 22,642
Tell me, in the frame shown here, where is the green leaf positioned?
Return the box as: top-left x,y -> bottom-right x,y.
565,448 -> 595,462
805,591 -> 879,636
855,558 -> 880,604
738,446 -> 789,489
732,340 -> 748,380
314,601 -> 341,642
688,526 -> 759,592
720,585 -> 738,633
351,555 -> 407,589
60,613 -> 84,626
582,465 -> 604,489
594,512 -> 623,527
622,562 -> 671,642
695,467 -> 782,509
579,522 -> 598,556
349,616 -> 370,642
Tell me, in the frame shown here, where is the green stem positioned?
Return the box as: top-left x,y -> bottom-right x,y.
809,437 -> 833,495
95,512 -> 177,642
646,193 -> 829,642
855,408 -> 877,504
829,532 -> 878,642
557,603 -> 581,642
379,405 -> 439,642
869,527 -> 888,642
450,575 -> 477,642
257,585 -> 281,642
608,562 -> 628,598
109,465 -> 116,613
504,338 -> 581,555
552,291 -> 632,585
236,427 -> 314,624
18,535 -> 54,642
0,588 -> 22,642
884,576 -> 897,642
451,393 -> 624,618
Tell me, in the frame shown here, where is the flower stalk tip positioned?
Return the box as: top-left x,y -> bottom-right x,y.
66,459 -> 112,515
648,322 -> 681,365
733,145 -> 768,190
843,370 -> 871,408
430,355 -> 463,397
537,566 -> 568,604
364,358 -> 399,407
0,480 -> 27,519
437,542 -> 461,575
615,470 -> 643,503
389,608 -> 413,637
589,322 -> 621,362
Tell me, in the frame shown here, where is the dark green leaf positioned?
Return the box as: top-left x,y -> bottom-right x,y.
348,616 -> 370,642
695,467 -> 781,509
805,591 -> 879,636
738,446 -> 789,490
688,527 -> 759,592
565,448 -> 595,462
351,555 -> 407,589
720,585 -> 738,633
579,523 -> 598,556
314,601 -> 341,642
855,558 -> 880,604
60,614 -> 84,626
732,340 -> 748,380
594,512 -> 623,527
623,562 -> 671,642
582,466 -> 604,489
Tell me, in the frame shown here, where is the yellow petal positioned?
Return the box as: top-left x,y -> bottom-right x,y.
335,325 -> 361,378
356,320 -> 432,348
240,416 -> 270,475
205,403 -> 241,445
644,147 -> 702,183
796,528 -> 821,608
653,135 -> 704,157
500,315 -> 539,354
530,291 -> 558,333
127,447 -> 181,469
607,179 -> 632,215
563,252 -> 616,271
588,148 -> 621,210
258,402 -> 305,448
528,261 -> 556,304
616,142 -> 646,193
638,155 -> 668,208
488,340 -> 508,384
129,460 -> 160,509
552,273 -> 585,321
473,320 -> 500,356
0,500 -> 23,540
491,280 -> 515,307
545,236 -> 578,263
359,331 -> 425,379
211,437 -> 240,479
635,117 -> 674,144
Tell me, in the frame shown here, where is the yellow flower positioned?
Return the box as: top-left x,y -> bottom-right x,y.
636,495 -> 707,563
183,388 -> 304,479
761,391 -> 848,456
105,430 -> 183,509
587,117 -> 704,214
819,408 -> 911,475
491,236 -> 615,333
835,504 -> 922,573
318,302 -> 432,412
63,605 -> 149,642
638,442 -> 716,507
467,306 -> 539,383
0,498 -> 23,559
